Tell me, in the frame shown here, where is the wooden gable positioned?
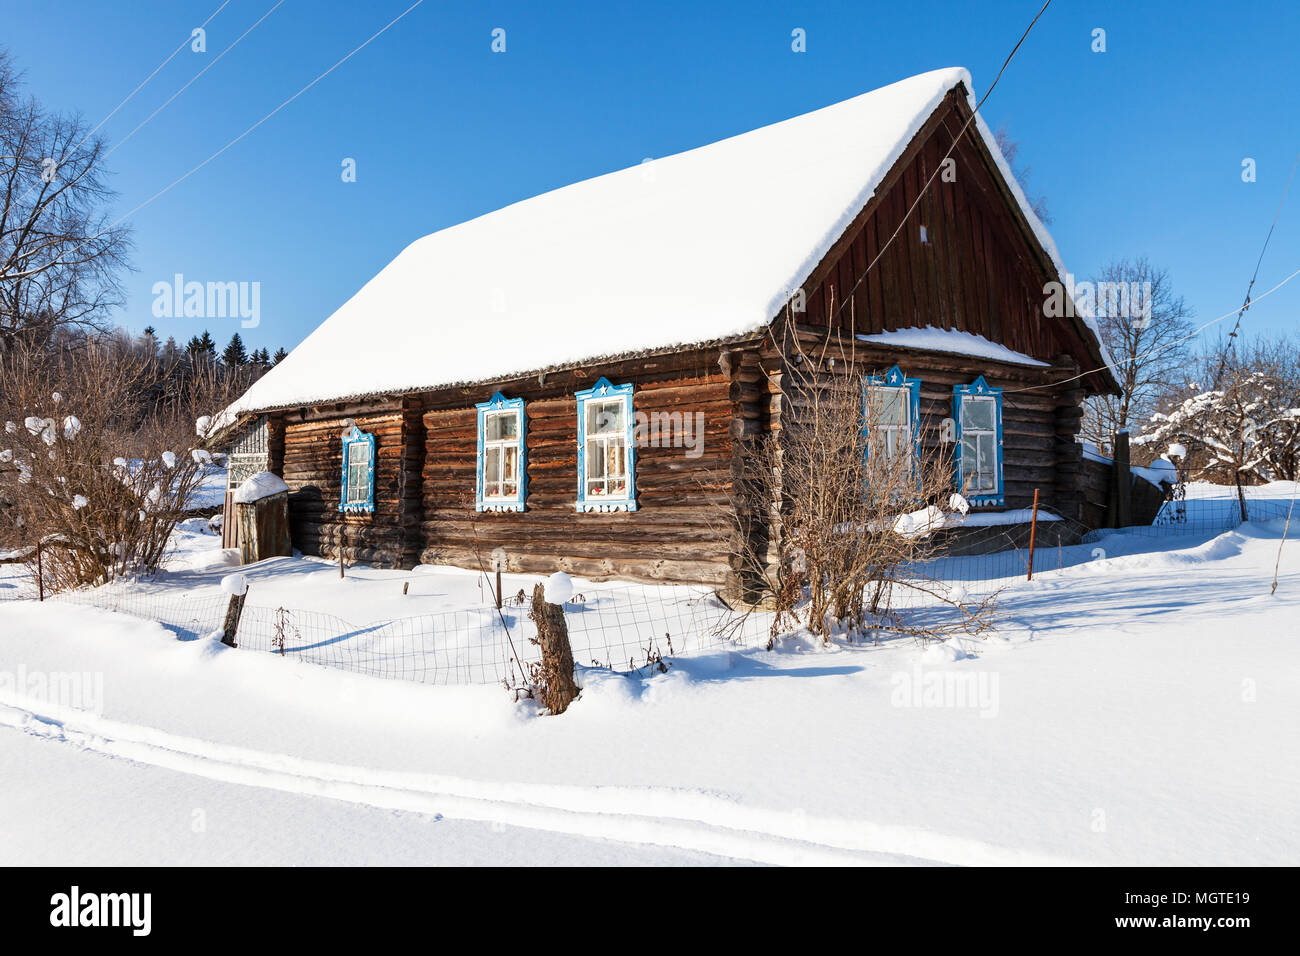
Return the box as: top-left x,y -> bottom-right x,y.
783,86 -> 1116,395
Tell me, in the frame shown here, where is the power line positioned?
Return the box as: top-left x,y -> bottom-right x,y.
1212,146 -> 1300,386
106,0 -> 426,228
105,0 -> 289,164
86,1 -> 234,146
7,0 -> 234,210
1002,264 -> 1300,394
10,0 -> 426,280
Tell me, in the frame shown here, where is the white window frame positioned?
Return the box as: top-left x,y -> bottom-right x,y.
338,425 -> 375,513
952,376 -> 1005,507
475,393 -> 527,512
575,378 -> 637,512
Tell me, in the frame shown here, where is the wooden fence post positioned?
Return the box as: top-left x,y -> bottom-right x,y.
1114,431 -> 1132,528
221,591 -> 246,647
531,581 -> 577,715
1027,488 -> 1040,581
220,574 -> 248,647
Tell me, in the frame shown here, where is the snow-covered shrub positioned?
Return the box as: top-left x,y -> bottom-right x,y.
0,343 -> 244,590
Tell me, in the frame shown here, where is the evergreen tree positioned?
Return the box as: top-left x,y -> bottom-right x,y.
272,347 -> 288,364
197,330 -> 216,357
222,332 -> 248,366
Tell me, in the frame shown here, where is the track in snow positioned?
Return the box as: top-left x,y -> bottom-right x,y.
0,695 -> 1084,867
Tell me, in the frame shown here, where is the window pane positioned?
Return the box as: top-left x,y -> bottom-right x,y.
484,446 -> 501,495
586,438 -> 606,479
961,435 -> 979,476
587,398 -> 625,436
605,437 -> 626,477
977,434 -> 997,488
503,445 -> 518,483
486,411 -> 517,441
962,397 -> 995,432
868,387 -> 907,426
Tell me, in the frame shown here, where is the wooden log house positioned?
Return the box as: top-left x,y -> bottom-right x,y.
218,68 -> 1120,591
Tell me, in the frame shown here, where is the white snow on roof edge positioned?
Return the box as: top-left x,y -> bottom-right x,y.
227,67 -> 1113,417
857,326 -> 1049,367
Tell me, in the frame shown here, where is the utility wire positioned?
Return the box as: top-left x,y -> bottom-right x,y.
1002,264 -> 1300,394
1212,147 -> 1300,386
827,0 -> 1054,330
9,0 -> 236,210
11,0 -> 426,279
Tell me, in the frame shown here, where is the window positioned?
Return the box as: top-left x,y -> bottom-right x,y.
863,365 -> 921,462
953,376 -> 1004,506
575,378 -> 637,512
475,393 -> 527,512
339,425 -> 375,513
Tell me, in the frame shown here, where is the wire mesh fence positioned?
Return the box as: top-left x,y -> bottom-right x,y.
2,489 -> 1292,684
0,566 -> 771,686
233,584 -> 771,686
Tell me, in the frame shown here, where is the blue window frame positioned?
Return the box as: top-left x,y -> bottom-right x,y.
952,376 -> 1005,507
863,365 -> 922,461
339,425 -> 375,513
475,392 -> 527,512
575,377 -> 637,512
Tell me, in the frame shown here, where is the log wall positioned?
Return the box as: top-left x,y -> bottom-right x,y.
281,401 -> 418,568
417,349 -> 749,586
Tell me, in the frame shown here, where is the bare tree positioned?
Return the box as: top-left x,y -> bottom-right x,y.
1081,257 -> 1193,457
722,322 -> 996,646
0,50 -> 131,351
994,125 -> 1051,224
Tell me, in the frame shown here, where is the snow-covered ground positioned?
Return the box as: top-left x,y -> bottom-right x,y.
2,482 -> 1299,864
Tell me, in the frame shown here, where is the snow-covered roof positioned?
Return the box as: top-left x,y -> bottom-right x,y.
856,326 -> 1049,368
230,67 -> 1110,415
232,471 -> 289,504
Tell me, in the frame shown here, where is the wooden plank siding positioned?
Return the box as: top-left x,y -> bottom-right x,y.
788,88 -> 1110,395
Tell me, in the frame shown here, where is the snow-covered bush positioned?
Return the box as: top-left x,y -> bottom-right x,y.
1139,371 -> 1300,483
0,343 -> 241,590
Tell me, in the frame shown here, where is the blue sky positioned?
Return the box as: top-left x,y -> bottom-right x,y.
4,0 -> 1298,357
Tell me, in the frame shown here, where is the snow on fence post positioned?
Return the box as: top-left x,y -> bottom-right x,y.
530,573 -> 578,714
220,573 -> 248,647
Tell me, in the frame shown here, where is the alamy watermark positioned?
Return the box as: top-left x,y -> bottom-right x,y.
632,410 -> 706,458
50,886 -> 151,936
0,664 -> 103,713
1043,272 -> 1153,327
890,663 -> 999,718
151,273 -> 260,328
